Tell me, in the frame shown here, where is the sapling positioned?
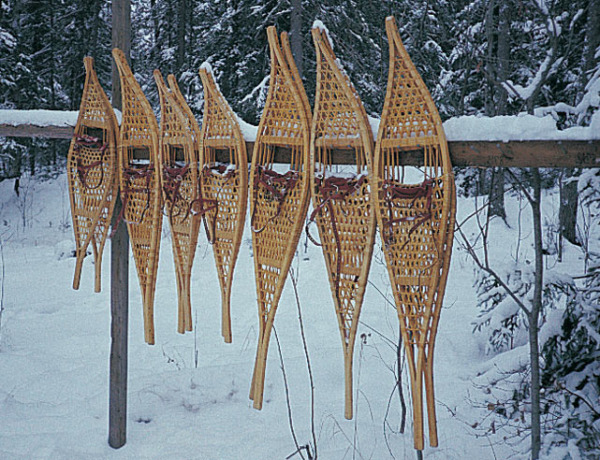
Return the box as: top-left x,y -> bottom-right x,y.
456,168 -> 543,458
0,231 -> 5,348
275,266 -> 317,460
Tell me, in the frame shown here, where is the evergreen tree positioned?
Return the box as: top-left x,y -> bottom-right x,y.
0,0 -> 18,109
62,0 -> 112,110
542,170 -> 600,456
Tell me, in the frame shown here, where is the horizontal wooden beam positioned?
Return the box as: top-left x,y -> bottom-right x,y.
447,140 -> 600,168
0,124 -> 74,139
2,123 -> 599,168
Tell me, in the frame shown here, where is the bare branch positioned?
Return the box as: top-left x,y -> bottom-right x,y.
506,169 -> 535,205
456,224 -> 532,316
289,267 -> 318,459
560,384 -> 600,418
273,326 -> 306,460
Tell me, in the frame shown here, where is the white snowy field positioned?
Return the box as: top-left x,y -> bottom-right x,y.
0,173 -> 582,459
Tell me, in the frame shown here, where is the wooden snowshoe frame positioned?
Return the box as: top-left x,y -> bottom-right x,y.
373,16 -> 456,450
248,26 -> 311,410
198,65 -> 248,344
112,48 -> 163,345
154,69 -> 201,335
165,74 -> 205,332
68,57 -> 118,293
166,74 -> 203,187
309,25 -> 377,420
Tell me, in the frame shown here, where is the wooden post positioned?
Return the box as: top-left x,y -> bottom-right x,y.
109,0 -> 131,450
290,0 -> 303,78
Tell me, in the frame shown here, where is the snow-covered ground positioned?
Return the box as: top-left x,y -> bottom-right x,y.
0,173 -> 583,459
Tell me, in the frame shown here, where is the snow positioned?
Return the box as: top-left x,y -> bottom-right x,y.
0,109 -> 123,127
549,66 -> 600,124
367,115 -> 380,138
0,29 -> 16,48
0,159 -> 588,458
503,55 -> 552,101
312,20 -> 334,51
534,0 -> 549,16
0,173 -> 482,458
442,113 -> 600,141
539,308 -> 565,347
236,115 -> 258,142
239,74 -> 270,113
315,170 -> 368,180
199,61 -> 213,74
0,109 -> 79,127
3,108 -> 599,143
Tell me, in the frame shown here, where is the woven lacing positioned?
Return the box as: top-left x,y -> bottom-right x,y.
306,174 -> 368,303
110,164 -> 155,237
191,164 -> 237,243
74,135 -> 108,190
250,165 -> 300,234
380,178 -> 434,250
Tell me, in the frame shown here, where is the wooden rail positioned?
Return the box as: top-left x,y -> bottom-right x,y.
0,123 -> 75,139
1,123 -> 599,168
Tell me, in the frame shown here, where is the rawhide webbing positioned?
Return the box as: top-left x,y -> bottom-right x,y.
306,174 -> 368,302
73,135 -> 108,190
190,164 -> 238,243
250,165 -> 300,233
380,178 -> 434,249
162,164 -> 190,218
110,164 -> 155,236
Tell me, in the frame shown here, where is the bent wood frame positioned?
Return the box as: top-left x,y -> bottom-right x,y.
112,48 -> 163,345
154,70 -> 201,335
198,65 -> 248,344
248,26 -> 311,410
68,56 -> 119,293
373,16 -> 457,450
166,74 -> 205,333
310,26 -> 377,420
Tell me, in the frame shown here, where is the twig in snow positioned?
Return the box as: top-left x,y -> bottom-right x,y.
289,267 -> 318,459
559,383 -> 600,418
366,280 -> 396,309
456,222 -> 531,316
358,320 -> 396,350
0,233 -> 5,348
353,334 -> 368,460
273,326 -> 306,460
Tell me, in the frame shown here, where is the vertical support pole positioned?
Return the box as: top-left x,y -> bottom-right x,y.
109,196 -> 129,449
109,0 -> 131,450
290,0 -> 303,78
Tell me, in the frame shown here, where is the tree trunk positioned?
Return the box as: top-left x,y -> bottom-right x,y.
109,0 -> 131,449
150,0 -> 160,67
484,2 -> 508,220
290,0 -> 303,78
529,169 -> 543,460
488,167 -> 506,221
496,3 -> 510,115
477,169 -> 489,196
49,0 -> 56,109
176,0 -> 186,70
29,149 -> 35,176
582,0 -> 600,90
559,176 -> 579,246
484,0 -> 496,116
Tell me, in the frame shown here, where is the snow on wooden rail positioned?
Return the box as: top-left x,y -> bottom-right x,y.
1,109 -> 599,168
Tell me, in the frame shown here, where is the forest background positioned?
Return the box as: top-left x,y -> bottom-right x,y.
1,0 -> 598,178
0,0 -> 599,458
